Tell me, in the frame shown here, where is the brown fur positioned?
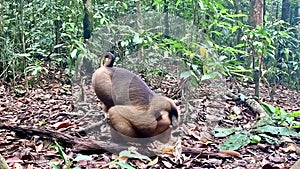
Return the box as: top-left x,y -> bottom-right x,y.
92,52 -> 179,142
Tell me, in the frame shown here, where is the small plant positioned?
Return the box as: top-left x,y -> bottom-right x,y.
49,141 -> 92,169
100,147 -> 156,169
212,103 -> 300,150
49,142 -> 156,169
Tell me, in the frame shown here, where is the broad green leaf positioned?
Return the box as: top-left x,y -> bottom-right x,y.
219,132 -> 251,150
253,125 -> 300,137
253,117 -> 275,128
258,134 -> 280,144
212,127 -> 241,137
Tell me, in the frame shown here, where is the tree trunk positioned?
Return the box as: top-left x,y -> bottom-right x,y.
249,0 -> 264,99
281,0 -> 291,22
136,0 -> 143,72
83,0 -> 93,40
249,0 -> 264,26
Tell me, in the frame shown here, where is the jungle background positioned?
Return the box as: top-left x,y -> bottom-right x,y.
0,0 -> 300,168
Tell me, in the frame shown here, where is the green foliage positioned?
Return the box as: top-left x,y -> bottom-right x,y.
99,147 -> 155,169
212,103 -> 300,151
0,0 -> 87,85
261,102 -> 300,128
219,131 -> 251,150
49,141 -> 92,169
49,141 -> 72,169
0,0 -> 299,90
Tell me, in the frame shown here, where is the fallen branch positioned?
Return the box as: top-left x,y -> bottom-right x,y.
226,91 -> 268,118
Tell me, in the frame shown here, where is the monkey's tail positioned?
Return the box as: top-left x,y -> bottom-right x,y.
100,52 -> 115,67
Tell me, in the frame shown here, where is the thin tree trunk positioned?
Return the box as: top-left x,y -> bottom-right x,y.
249,0 -> 264,99
281,0 -> 291,22
0,0 -> 3,38
136,0 -> 143,72
83,0 -> 93,41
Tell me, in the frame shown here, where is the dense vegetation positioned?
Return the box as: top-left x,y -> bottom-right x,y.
0,0 -> 299,90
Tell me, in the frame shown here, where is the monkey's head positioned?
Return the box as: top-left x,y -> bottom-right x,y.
100,52 -> 115,67
149,96 -> 180,129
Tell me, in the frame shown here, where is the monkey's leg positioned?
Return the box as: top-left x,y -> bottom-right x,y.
108,106 -> 139,138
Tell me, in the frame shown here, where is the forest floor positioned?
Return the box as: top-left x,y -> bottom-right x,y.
0,70 -> 299,169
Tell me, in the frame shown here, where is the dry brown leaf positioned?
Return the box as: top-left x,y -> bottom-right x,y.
162,147 -> 174,154
52,120 -> 73,129
6,157 -> 23,163
35,144 -> 43,153
219,150 -> 241,157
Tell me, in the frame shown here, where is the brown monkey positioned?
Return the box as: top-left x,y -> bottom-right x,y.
92,52 -> 179,142
92,52 -> 155,112
109,96 -> 177,143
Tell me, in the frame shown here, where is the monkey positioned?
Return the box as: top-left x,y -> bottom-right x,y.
92,52 -> 155,112
108,96 -> 177,143
91,52 -> 179,142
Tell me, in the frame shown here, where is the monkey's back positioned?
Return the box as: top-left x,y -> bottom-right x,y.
92,66 -> 155,111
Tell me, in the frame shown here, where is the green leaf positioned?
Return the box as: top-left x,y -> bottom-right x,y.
219,132 -> 251,150
54,141 -> 70,166
201,72 -> 218,81
261,102 -> 276,116
114,161 -> 135,169
73,155 -> 92,162
133,34 -> 143,44
48,163 -> 61,169
258,134 -> 280,144
290,111 -> 300,117
251,135 -> 261,143
70,49 -> 77,59
234,43 -> 246,48
253,117 -> 275,128
212,127 -> 241,137
253,125 -> 300,137
180,71 -> 191,79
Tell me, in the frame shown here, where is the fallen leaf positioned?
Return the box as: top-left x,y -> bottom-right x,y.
35,143 -> 43,153
6,157 -> 23,163
162,160 -> 172,168
219,150 -> 241,157
162,147 -> 174,154
53,120 -> 73,129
